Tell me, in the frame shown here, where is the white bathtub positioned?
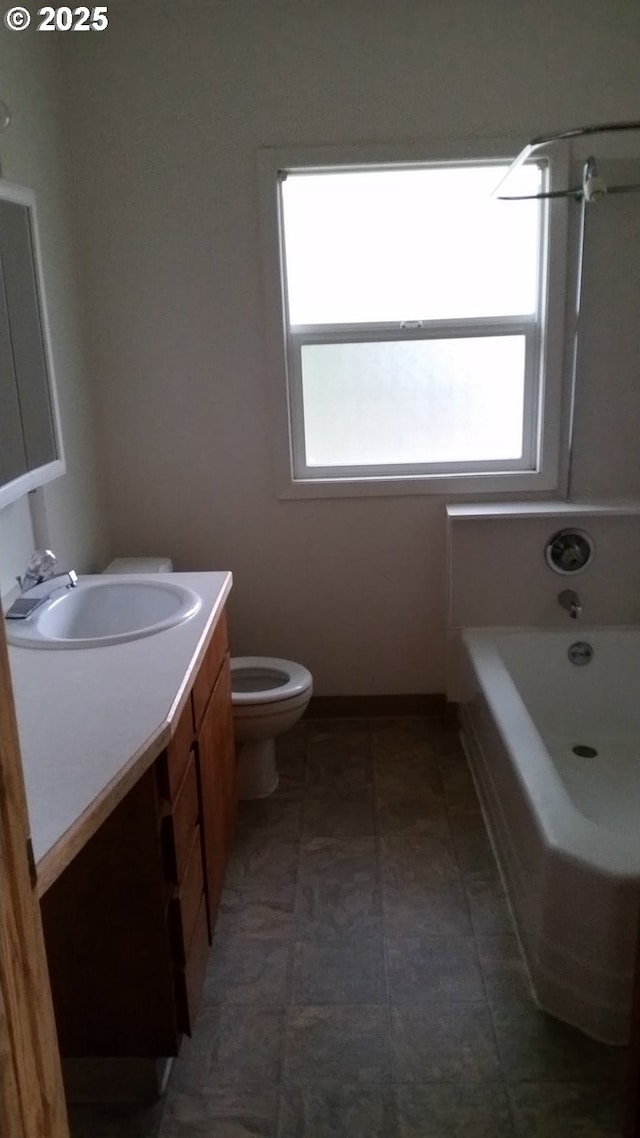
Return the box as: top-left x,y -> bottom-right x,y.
460,626 -> 640,1045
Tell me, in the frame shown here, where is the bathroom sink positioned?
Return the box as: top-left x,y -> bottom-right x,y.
6,578 -> 202,649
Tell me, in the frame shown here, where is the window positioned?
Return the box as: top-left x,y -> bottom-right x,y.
259,144 -> 568,497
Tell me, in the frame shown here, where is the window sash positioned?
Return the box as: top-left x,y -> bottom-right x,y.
280,162 -> 544,324
286,318 -> 540,480
257,139 -> 569,498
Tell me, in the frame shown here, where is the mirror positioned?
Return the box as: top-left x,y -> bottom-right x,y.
0,181 -> 64,509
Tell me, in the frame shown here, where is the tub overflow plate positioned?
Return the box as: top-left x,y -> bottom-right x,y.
568,641 -> 593,666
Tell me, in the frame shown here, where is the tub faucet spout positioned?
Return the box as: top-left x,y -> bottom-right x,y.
559,589 -> 581,619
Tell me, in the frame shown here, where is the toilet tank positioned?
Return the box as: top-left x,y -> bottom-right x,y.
103,557 -> 173,573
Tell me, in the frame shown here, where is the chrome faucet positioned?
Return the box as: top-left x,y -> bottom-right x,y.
18,550 -> 77,595
6,551 -> 77,620
558,589 -> 582,620
22,568 -> 78,597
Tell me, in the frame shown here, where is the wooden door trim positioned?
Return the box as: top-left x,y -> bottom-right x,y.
0,614 -> 69,1138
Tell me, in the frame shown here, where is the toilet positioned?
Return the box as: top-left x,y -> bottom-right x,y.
231,656 -> 313,799
104,558 -> 313,801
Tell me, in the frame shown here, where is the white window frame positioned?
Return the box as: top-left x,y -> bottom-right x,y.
258,140 -> 569,499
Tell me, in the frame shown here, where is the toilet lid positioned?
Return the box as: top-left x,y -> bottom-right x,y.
230,656 -> 313,705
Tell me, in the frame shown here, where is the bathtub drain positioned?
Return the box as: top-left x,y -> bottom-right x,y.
572,745 -> 598,758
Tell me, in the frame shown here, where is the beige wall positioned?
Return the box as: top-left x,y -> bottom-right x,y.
0,30 -> 109,598
57,0 -> 640,693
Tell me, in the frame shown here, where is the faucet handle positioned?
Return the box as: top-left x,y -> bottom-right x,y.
20,549 -> 57,591
27,549 -> 57,575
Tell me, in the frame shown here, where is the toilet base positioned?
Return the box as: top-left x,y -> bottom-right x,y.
236,737 -> 279,800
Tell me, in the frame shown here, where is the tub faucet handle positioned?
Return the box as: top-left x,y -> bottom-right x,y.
559,589 -> 582,620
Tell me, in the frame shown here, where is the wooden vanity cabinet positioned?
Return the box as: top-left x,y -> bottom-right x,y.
40,766 -> 179,1058
198,657 -> 236,929
156,731 -> 209,1040
40,610 -> 236,1065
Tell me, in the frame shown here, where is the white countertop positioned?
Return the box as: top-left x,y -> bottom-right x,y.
8,571 -> 232,895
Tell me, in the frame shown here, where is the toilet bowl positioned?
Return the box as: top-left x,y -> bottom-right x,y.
103,559 -> 311,800
231,656 -> 313,799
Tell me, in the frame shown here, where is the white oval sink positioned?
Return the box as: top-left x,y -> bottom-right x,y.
6,578 -> 202,649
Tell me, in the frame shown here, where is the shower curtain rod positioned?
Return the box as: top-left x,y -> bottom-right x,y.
512,120 -> 640,503
493,119 -> 640,196
498,155 -> 640,202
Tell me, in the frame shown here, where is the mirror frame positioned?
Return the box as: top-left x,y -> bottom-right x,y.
0,180 -> 65,510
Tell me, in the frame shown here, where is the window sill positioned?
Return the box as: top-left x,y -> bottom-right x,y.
446,498 -> 640,521
276,469 -> 559,500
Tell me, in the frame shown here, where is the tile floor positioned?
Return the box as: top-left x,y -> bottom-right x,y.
68,716 -> 628,1137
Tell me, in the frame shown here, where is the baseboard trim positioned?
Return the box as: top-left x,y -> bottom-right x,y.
304,693 -> 450,719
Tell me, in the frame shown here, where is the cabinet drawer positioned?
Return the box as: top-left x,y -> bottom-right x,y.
192,611 -> 228,731
162,753 -> 200,884
175,896 -> 209,1036
169,825 -> 205,967
164,697 -> 196,801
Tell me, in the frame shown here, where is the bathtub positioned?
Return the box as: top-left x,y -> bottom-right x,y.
459,626 -> 640,1045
